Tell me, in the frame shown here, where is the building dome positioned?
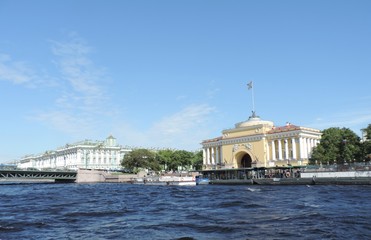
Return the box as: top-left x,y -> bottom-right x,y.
105,135 -> 117,147
235,112 -> 273,128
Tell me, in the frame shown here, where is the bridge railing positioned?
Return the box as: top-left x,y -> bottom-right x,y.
0,169 -> 77,180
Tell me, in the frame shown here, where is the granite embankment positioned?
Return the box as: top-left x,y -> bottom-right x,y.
76,169 -> 143,183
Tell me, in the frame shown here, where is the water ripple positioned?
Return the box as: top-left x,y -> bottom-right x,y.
0,184 -> 370,239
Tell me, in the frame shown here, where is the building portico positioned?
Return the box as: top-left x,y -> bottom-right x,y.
201,113 -> 321,170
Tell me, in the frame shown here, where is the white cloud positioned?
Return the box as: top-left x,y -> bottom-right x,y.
32,34 -> 111,136
0,53 -> 57,88
50,36 -> 106,98
2,33 -> 218,150
310,109 -> 371,134
0,53 -> 37,85
176,95 -> 187,101
151,104 -> 214,134
206,87 -> 220,99
115,104 -> 216,150
32,111 -> 92,136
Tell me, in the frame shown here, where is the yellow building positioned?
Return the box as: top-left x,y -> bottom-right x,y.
201,113 -> 321,170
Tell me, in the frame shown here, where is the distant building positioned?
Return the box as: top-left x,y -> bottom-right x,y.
201,113 -> 322,169
16,135 -> 131,171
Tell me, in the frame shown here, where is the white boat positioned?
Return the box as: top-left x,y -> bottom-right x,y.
133,175 -> 196,186
195,175 -> 210,185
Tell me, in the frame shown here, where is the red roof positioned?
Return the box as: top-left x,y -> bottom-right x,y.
268,124 -> 300,134
202,136 -> 222,143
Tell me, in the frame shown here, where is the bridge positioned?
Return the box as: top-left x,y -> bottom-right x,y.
0,169 -> 77,183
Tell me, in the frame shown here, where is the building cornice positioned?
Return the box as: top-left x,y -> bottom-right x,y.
203,128 -> 322,147
222,123 -> 265,134
202,134 -> 265,148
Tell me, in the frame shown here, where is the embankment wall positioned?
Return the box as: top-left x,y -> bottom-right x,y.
301,171 -> 371,178
76,169 -> 138,183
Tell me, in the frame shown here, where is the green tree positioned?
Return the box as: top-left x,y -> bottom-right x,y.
176,150 -> 193,170
310,127 -> 361,165
362,141 -> 371,162
361,124 -> 371,162
362,124 -> 371,140
191,150 -> 203,170
156,149 -> 173,171
162,150 -> 194,171
121,148 -> 160,173
166,150 -> 181,171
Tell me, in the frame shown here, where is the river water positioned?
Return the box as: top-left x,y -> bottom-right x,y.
0,183 -> 370,240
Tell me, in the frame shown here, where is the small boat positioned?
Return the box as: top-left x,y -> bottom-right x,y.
133,175 -> 196,186
195,175 -> 210,185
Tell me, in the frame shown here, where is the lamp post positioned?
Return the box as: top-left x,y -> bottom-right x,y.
342,138 -> 348,165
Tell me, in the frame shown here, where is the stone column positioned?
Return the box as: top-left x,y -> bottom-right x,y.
206,148 -> 210,165
306,138 -> 311,158
284,139 -> 289,160
308,138 -> 314,157
278,139 -> 283,160
271,140 -> 276,161
299,137 -> 304,159
291,138 -> 297,159
203,148 -> 206,165
215,147 -> 220,165
301,138 -> 306,159
219,146 -> 223,165
211,147 -> 215,165
303,138 -> 308,159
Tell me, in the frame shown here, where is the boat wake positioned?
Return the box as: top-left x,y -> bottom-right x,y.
246,187 -> 260,192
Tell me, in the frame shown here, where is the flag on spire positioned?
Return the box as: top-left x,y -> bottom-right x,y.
247,81 -> 253,90
247,81 -> 255,114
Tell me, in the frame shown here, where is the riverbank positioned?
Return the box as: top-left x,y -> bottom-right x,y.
75,169 -> 371,185
198,165 -> 371,185
209,177 -> 371,185
76,169 -> 139,183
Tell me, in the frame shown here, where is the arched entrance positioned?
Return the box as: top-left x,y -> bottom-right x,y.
238,153 -> 252,168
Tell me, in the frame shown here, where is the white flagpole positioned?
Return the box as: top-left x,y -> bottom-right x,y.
251,83 -> 255,113
248,81 -> 255,115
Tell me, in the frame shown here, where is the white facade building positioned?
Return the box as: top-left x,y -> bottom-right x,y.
17,136 -> 131,171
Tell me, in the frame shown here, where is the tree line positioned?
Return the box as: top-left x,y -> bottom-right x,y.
310,124 -> 371,165
121,148 -> 203,173
121,124 -> 371,172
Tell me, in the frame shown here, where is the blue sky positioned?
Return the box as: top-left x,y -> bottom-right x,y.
0,0 -> 370,162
